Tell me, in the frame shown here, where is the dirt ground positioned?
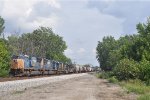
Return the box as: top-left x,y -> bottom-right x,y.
0,73 -> 137,100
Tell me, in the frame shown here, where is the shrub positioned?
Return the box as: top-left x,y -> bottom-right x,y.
0,41 -> 10,77
138,60 -> 150,81
108,76 -> 118,83
146,80 -> 150,86
96,71 -> 114,79
0,70 -> 9,77
128,79 -> 144,85
113,58 -> 139,80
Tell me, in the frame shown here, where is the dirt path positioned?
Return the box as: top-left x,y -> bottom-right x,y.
0,73 -> 137,100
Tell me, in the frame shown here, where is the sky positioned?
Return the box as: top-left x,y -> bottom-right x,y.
0,0 -> 150,66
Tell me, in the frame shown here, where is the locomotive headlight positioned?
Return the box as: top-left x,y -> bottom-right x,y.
13,59 -> 18,63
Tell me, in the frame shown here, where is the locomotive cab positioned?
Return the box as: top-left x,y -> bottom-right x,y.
10,55 -> 25,76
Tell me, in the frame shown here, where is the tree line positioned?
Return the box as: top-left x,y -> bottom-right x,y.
0,16 -> 71,76
96,18 -> 150,83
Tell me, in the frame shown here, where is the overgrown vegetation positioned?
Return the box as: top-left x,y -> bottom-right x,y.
121,80 -> 150,100
138,94 -> 150,100
96,18 -> 150,82
108,76 -> 118,83
96,72 -> 150,100
120,79 -> 150,94
113,58 -> 140,80
96,18 -> 150,100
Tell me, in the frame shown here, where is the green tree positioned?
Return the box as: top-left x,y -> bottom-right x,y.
135,18 -> 150,61
31,27 -> 68,61
0,16 -> 10,77
8,27 -> 71,63
0,16 -> 5,36
96,17 -> 150,82
96,36 -> 116,71
96,34 -> 140,71
0,41 -> 10,70
7,35 -> 20,55
0,40 -> 10,77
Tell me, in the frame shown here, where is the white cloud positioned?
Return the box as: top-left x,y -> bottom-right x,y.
26,8 -> 32,17
1,0 -> 34,18
77,48 -> 86,54
0,0 -> 61,32
16,14 -> 60,31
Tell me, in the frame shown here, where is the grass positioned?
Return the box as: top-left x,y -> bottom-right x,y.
108,76 -> 119,83
138,94 -> 150,100
96,72 -> 118,83
120,80 -> 150,94
96,72 -> 150,100
119,80 -> 150,100
96,72 -> 113,79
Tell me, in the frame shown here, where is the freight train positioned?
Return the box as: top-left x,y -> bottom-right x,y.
9,55 -> 94,76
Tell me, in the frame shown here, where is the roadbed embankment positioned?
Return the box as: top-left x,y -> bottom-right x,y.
0,73 -> 87,92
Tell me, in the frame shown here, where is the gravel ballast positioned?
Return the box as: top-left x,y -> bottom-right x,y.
0,73 -> 87,92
